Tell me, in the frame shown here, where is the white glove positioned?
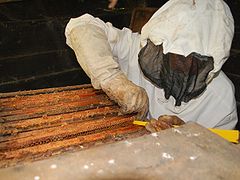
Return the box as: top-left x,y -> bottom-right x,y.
67,24 -> 120,89
66,21 -> 149,119
101,73 -> 149,119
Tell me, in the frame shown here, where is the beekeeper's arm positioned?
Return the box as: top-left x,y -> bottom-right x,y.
65,14 -> 148,119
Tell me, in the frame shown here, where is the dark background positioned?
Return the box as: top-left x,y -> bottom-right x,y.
0,0 -> 239,129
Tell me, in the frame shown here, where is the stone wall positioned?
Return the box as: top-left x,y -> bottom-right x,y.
0,0 -> 132,92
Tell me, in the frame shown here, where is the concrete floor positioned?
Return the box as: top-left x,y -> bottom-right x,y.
0,123 -> 239,180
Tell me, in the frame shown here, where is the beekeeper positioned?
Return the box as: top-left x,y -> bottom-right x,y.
65,0 -> 238,129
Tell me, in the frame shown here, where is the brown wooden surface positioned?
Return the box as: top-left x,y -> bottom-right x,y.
0,84 -> 148,168
130,7 -> 157,33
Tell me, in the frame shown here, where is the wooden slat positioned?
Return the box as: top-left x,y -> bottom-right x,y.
0,125 -> 145,168
0,95 -> 114,121
0,84 -> 92,98
0,106 -> 120,134
0,115 -> 136,149
0,84 -> 148,168
0,88 -> 101,108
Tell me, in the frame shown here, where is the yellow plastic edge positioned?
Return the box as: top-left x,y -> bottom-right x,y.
133,120 -> 148,126
209,128 -> 239,144
133,120 -> 239,143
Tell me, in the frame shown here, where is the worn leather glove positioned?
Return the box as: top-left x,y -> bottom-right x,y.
101,73 -> 149,119
145,115 -> 185,132
65,17 -> 149,119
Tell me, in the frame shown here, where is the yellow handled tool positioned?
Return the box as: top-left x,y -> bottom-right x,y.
208,128 -> 239,144
133,120 -> 239,143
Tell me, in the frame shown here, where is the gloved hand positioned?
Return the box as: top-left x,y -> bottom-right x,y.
101,73 -> 149,119
65,17 -> 149,119
145,115 -> 185,132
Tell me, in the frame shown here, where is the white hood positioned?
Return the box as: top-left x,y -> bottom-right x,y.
141,0 -> 234,81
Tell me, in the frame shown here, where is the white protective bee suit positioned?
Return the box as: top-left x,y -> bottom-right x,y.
65,0 -> 238,129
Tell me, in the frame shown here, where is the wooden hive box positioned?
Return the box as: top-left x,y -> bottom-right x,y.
0,84 -> 147,168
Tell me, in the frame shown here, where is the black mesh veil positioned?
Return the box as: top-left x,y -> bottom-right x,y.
138,39 -> 214,106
